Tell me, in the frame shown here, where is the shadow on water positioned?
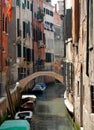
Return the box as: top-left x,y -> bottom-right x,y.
44,82 -> 66,101
31,83 -> 65,102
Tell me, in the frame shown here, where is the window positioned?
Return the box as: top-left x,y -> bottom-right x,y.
17,19 -> 21,36
17,19 -> 19,33
49,11 -> 53,16
46,53 -> 51,62
5,17 -> 7,33
33,28 -> 42,42
27,21 -> 30,36
24,0 -> 26,5
30,3 -> 33,11
34,13 -> 37,19
16,0 -> 20,6
91,85 -> 94,113
23,21 -> 26,38
17,44 -> 21,57
23,46 -> 27,58
76,46 -> 78,55
3,14 -> 4,31
27,48 -> 31,62
27,1 -> 29,9
33,28 -> 36,41
37,29 -> 42,41
44,8 -> 45,13
46,9 -> 49,15
22,3 -> 25,9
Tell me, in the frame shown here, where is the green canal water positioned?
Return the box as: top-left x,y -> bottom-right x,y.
31,82 -> 75,130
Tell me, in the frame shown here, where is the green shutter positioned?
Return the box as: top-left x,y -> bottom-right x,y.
16,0 -> 20,7
22,3 -> 25,9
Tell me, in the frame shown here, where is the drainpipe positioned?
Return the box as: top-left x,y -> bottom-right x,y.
80,65 -> 83,127
86,0 -> 89,76
32,0 -> 34,73
63,0 -> 66,58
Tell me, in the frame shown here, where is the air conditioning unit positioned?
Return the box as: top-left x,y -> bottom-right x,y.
16,58 -> 20,63
38,40 -> 44,48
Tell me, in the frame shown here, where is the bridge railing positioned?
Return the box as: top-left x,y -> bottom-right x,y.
33,64 -> 54,72
33,64 -> 63,77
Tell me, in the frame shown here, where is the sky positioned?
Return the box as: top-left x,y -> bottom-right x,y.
51,0 -> 72,9
51,0 -> 58,6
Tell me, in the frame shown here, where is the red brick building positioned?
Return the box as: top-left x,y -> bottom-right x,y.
0,0 -> 13,92
33,0 -> 45,70
0,0 -> 9,86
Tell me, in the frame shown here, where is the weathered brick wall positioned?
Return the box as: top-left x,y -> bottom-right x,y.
72,0 -> 94,129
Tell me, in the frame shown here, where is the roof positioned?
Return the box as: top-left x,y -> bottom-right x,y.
0,120 -> 30,130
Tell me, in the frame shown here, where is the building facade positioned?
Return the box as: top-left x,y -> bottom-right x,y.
72,0 -> 94,129
43,1 -> 54,70
62,0 -> 73,105
8,0 -> 33,82
33,0 -> 45,72
54,4 -> 63,59
0,0 -> 10,92
53,4 -> 63,73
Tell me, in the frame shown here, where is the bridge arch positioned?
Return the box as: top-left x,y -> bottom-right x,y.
19,71 -> 64,89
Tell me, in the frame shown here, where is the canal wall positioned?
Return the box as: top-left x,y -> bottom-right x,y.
0,87 -> 19,124
0,80 -> 34,124
0,76 -> 55,124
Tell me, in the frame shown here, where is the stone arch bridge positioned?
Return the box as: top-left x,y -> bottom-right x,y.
19,71 -> 64,89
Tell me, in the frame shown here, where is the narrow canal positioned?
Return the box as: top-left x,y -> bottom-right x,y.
31,82 -> 74,130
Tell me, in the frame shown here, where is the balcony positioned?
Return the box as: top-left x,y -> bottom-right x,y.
38,40 -> 45,48
37,8 -> 44,22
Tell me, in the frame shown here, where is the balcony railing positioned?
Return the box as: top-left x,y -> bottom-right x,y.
37,8 -> 44,22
